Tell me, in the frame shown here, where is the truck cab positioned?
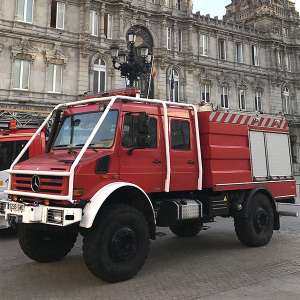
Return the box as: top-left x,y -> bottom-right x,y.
0,120 -> 45,229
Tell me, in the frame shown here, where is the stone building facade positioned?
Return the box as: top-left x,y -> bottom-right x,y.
0,0 -> 299,171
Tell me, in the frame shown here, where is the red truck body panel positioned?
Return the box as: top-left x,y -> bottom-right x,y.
199,111 -> 295,199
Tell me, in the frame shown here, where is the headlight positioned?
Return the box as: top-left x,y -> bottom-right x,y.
47,209 -> 64,225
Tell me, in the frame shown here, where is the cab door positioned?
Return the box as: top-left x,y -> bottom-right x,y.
119,112 -> 164,193
169,118 -> 198,191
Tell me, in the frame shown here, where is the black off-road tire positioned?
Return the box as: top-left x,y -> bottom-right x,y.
234,193 -> 274,247
169,219 -> 203,237
18,224 -> 78,263
83,204 -> 150,283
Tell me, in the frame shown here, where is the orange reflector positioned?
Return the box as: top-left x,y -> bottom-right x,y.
73,189 -> 85,197
9,120 -> 17,130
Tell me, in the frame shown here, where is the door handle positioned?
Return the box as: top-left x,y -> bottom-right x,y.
187,160 -> 195,165
152,159 -> 161,164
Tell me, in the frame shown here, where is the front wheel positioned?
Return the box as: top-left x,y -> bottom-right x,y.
83,204 -> 150,283
234,193 -> 274,247
18,224 -> 78,263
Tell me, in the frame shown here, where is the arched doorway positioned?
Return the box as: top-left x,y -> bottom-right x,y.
126,25 -> 154,98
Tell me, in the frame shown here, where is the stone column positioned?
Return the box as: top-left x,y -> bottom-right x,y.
119,8 -> 125,41
78,54 -> 90,95
100,2 -> 106,39
161,18 -> 167,49
83,0 -> 91,34
188,24 -> 194,55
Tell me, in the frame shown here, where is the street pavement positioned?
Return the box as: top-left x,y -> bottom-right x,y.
1,206 -> 300,300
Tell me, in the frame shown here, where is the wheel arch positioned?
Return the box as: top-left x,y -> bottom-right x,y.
80,182 -> 156,239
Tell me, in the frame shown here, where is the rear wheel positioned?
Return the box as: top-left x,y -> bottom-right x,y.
169,219 -> 203,237
18,224 -> 78,263
83,204 -> 150,283
234,193 -> 274,247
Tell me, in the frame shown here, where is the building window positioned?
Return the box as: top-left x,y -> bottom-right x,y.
218,39 -> 226,60
251,45 -> 259,66
255,91 -> 262,112
200,34 -> 208,56
282,87 -> 290,114
16,0 -> 33,23
47,64 -> 62,93
167,27 -> 172,50
236,42 -> 243,63
276,49 -> 283,68
13,59 -> 30,90
178,30 -> 183,52
176,0 -> 181,10
239,89 -> 246,110
50,1 -> 65,30
221,86 -> 229,109
89,10 -> 98,36
201,83 -> 210,103
285,53 -> 291,72
92,58 -> 106,93
169,69 -> 179,102
104,14 -> 113,39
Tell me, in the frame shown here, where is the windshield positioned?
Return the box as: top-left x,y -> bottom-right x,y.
52,111 -> 118,149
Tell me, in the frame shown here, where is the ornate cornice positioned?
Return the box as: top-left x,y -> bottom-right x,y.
10,38 -> 38,62
43,43 -> 67,65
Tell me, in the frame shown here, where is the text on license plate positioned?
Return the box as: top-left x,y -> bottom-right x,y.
8,203 -> 25,213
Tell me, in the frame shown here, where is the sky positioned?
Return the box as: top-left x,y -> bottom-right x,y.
193,0 -> 300,18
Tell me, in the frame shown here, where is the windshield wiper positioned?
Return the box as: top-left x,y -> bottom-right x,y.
74,143 -> 95,147
52,144 -> 70,149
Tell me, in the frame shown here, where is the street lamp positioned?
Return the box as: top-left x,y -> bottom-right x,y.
111,46 -> 119,59
110,31 -> 153,89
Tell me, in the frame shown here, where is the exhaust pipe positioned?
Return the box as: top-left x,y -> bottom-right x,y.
278,210 -> 299,217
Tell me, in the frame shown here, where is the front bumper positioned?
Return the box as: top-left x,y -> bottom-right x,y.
0,200 -> 82,227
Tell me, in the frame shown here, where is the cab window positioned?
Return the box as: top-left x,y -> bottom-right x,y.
171,119 -> 191,150
122,114 -> 157,149
0,140 -> 29,171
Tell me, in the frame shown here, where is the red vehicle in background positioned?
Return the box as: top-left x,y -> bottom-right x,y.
0,113 -> 45,229
1,89 -> 297,282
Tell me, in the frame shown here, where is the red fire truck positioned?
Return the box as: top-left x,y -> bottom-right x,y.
1,89 -> 297,282
0,112 -> 45,229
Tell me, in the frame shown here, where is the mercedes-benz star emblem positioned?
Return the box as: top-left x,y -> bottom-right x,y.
31,175 -> 40,193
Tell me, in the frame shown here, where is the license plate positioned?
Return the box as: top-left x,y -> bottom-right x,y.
8,203 -> 25,214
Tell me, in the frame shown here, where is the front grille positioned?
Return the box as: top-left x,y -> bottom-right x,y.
0,202 -> 7,215
14,174 -> 65,195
